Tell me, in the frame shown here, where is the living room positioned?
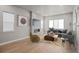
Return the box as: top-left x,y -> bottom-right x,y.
0,5 -> 79,53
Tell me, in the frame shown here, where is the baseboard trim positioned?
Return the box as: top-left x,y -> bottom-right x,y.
0,36 -> 30,46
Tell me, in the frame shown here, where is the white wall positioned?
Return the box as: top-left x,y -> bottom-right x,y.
74,6 -> 79,52
0,5 -> 30,43
76,10 -> 79,52
72,7 -> 78,52
43,13 -> 73,34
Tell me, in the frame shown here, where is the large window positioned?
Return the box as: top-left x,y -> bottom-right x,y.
41,20 -> 43,29
49,19 -> 64,29
49,20 -> 53,28
3,12 -> 14,32
58,19 -> 64,29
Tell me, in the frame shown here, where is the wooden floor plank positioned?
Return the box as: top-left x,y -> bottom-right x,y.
0,36 -> 76,53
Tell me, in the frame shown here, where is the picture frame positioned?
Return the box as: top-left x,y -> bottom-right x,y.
18,15 -> 27,26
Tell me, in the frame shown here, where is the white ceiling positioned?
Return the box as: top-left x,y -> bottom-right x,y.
16,5 -> 75,16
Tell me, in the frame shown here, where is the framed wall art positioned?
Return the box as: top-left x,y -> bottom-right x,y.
18,15 -> 27,26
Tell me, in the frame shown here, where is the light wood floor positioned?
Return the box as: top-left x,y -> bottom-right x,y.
0,36 -> 76,53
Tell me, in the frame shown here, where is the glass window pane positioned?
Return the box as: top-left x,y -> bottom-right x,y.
59,19 -> 64,29
49,20 -> 53,28
41,20 -> 43,29
53,20 -> 59,29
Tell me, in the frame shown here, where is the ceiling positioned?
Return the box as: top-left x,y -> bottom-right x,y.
16,5 -> 75,16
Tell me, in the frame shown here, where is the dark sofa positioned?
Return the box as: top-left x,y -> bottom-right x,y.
47,28 -> 74,45
47,28 -> 67,34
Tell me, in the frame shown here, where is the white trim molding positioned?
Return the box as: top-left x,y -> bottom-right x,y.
0,36 -> 30,46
